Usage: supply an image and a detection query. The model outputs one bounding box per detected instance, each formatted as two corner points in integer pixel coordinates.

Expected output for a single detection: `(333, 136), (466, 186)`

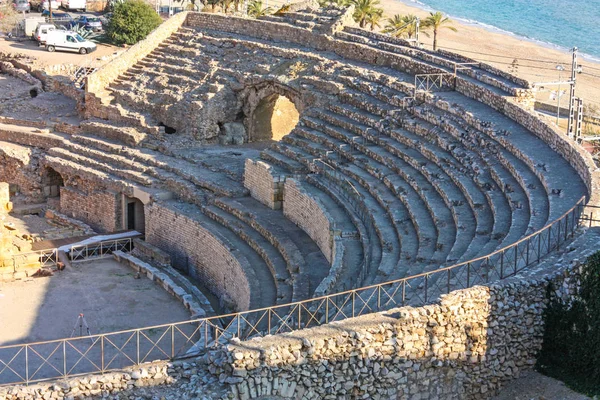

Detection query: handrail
(0, 196), (587, 385)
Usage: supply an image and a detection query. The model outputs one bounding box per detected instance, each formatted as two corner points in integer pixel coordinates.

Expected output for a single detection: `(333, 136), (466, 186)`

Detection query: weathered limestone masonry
(244, 159), (285, 210)
(209, 229), (600, 400)
(0, 142), (44, 203)
(59, 176), (122, 233)
(85, 11), (189, 97)
(145, 202), (251, 311)
(283, 178), (335, 263)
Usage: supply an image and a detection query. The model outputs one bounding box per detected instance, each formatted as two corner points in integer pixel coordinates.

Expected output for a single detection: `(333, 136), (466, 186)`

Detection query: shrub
(0, 2), (20, 35)
(536, 251), (600, 396)
(106, 0), (162, 45)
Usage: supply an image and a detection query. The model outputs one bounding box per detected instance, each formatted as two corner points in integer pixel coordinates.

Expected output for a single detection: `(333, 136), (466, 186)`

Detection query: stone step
(47, 147), (155, 187)
(202, 204), (293, 305)
(277, 135), (405, 280)
(79, 119), (146, 147)
(164, 200), (277, 310)
(213, 196), (331, 302)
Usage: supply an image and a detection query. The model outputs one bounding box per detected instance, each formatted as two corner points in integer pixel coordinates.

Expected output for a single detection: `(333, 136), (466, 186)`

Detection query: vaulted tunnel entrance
(250, 93), (299, 142)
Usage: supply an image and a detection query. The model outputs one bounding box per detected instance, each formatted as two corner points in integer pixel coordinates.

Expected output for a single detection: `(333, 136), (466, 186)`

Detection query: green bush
(537, 251), (600, 396)
(107, 0), (162, 45)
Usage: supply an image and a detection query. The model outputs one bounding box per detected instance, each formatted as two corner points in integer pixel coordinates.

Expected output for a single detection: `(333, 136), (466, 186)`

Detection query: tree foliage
(247, 0), (272, 17)
(422, 11), (456, 50)
(537, 251), (600, 396)
(0, 2), (20, 35)
(107, 0), (163, 45)
(383, 13), (422, 39)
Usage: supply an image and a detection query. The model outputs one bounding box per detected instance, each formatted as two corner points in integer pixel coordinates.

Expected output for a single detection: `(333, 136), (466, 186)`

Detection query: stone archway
(251, 93), (300, 142)
(244, 82), (304, 143)
(41, 167), (64, 199)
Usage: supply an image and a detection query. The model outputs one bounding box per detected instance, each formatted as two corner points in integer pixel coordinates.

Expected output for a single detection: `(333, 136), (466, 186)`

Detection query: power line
(421, 43), (564, 64)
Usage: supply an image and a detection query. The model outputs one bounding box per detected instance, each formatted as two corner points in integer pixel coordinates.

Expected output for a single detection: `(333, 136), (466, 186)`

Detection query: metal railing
(69, 238), (133, 262)
(4, 249), (58, 272)
(0, 196), (588, 386)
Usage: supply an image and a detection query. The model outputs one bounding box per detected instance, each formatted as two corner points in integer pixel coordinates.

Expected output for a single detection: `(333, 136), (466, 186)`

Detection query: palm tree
(383, 14), (420, 38)
(247, 0), (272, 17)
(422, 11), (457, 50)
(366, 9), (383, 31)
(351, 0), (382, 29)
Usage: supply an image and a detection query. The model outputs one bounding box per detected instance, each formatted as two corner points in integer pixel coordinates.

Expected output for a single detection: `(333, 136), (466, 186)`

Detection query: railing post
(514, 245), (518, 275)
(101, 336), (105, 373)
(447, 269), (451, 293)
(136, 330), (140, 365)
(402, 280), (406, 305)
(525, 238), (530, 267)
(25, 345), (29, 385)
(63, 340), (67, 378)
(298, 305), (302, 329)
(537, 233), (542, 263)
(466, 263), (470, 287)
(377, 286), (381, 310)
(171, 326), (175, 359)
(352, 291), (356, 318)
(424, 274), (428, 303)
(268, 308), (272, 332)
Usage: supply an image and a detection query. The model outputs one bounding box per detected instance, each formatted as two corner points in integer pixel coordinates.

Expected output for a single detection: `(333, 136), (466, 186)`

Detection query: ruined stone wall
(0, 144), (44, 203)
(85, 11), (189, 95)
(209, 229), (598, 400)
(184, 13), (444, 77)
(60, 176), (121, 233)
(283, 178), (333, 262)
(145, 202), (251, 311)
(243, 159), (284, 210)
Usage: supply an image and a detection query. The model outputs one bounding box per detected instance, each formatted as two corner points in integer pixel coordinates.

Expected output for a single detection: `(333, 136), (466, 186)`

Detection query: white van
(60, 0), (85, 11)
(45, 30), (96, 54)
(33, 23), (56, 44)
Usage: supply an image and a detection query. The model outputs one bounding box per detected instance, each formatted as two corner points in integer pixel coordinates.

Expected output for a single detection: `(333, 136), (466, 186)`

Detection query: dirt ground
(0, 73), (80, 125)
(0, 258), (191, 345)
(0, 36), (120, 68)
(492, 370), (591, 400)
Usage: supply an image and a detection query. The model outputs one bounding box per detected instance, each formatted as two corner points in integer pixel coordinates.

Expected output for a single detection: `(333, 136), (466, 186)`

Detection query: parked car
(60, 0), (84, 11)
(13, 0), (31, 13)
(70, 15), (101, 31)
(37, 0), (59, 12)
(99, 11), (111, 26)
(45, 30), (96, 54)
(32, 22), (55, 43)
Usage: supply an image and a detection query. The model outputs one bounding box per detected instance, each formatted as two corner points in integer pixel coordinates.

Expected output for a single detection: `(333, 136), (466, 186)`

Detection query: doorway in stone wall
(125, 197), (145, 235)
(41, 167), (64, 209)
(250, 93), (300, 142)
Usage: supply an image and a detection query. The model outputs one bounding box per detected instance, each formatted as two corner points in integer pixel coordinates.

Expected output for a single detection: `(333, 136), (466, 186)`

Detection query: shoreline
(395, 0), (600, 63)
(374, 0), (600, 107)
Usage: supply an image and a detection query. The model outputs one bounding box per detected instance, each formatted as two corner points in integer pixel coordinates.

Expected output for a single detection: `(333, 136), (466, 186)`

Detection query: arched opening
(251, 93), (299, 142)
(42, 167), (64, 199)
(125, 196), (145, 235)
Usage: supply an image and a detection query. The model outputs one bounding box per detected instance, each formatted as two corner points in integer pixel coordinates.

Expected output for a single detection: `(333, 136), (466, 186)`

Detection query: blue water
(405, 0), (600, 60)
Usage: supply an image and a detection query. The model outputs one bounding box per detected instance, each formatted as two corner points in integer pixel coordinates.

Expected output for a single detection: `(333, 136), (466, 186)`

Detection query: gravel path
(492, 371), (590, 400)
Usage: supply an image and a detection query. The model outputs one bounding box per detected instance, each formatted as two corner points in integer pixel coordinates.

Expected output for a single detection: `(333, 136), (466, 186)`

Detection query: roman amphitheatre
(0, 1), (598, 399)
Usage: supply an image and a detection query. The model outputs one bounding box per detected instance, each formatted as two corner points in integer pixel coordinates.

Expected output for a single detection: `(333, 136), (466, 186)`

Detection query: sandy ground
(375, 0), (600, 109)
(492, 370), (591, 400)
(0, 258), (191, 345)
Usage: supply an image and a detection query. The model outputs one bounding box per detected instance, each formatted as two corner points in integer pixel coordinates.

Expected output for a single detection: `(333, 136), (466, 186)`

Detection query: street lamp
(556, 65), (565, 126)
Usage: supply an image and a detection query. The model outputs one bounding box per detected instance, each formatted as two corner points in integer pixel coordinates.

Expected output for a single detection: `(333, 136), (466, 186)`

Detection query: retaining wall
(145, 202), (251, 312)
(208, 229), (599, 400)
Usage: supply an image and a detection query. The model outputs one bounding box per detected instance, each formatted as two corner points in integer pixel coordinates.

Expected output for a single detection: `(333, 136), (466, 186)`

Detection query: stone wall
(243, 159), (284, 210)
(208, 229), (599, 400)
(85, 11), (189, 95)
(0, 143), (44, 203)
(283, 178), (333, 262)
(59, 176), (121, 233)
(145, 202), (251, 311)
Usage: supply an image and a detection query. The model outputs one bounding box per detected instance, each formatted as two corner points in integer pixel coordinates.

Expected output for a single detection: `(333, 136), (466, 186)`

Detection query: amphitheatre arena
(0, 2), (599, 399)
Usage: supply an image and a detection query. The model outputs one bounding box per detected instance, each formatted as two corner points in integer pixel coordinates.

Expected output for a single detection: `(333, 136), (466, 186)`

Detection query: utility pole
(567, 47), (579, 138)
(555, 65), (565, 126)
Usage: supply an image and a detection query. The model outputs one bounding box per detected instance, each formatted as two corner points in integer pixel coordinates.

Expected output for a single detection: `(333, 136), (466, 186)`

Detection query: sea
(403, 0), (600, 61)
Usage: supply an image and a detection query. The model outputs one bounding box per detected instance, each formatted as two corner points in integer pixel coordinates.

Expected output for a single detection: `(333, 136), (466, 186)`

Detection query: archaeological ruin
(0, 1), (599, 399)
